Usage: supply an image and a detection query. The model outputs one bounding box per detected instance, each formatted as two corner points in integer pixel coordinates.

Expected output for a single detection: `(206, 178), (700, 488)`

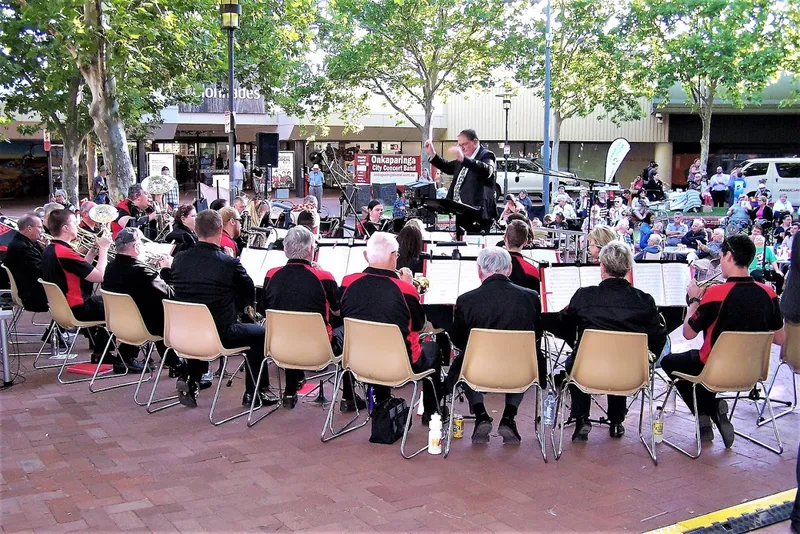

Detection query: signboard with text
(147, 153), (175, 180)
(272, 151), (295, 189)
(353, 154), (420, 185)
(178, 82), (266, 114)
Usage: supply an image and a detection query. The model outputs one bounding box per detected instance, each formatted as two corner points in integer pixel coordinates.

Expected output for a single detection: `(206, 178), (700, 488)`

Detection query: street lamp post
(220, 0), (241, 204)
(496, 91), (513, 198)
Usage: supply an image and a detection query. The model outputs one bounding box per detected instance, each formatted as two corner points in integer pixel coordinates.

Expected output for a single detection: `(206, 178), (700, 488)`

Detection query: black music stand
(422, 198), (480, 240)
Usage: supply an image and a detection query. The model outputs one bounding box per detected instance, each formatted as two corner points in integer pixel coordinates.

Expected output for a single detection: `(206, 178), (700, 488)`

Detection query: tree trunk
(699, 105), (713, 177)
(550, 110), (563, 173)
(61, 132), (83, 206)
(85, 136), (97, 198)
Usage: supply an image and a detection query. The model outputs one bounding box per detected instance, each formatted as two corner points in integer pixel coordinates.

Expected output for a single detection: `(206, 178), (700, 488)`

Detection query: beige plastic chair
(150, 300), (259, 424)
(92, 290), (163, 402)
(340, 317), (438, 459)
(661, 331), (781, 458)
(2, 265), (59, 362)
(756, 321), (800, 426)
(38, 279), (112, 384)
(643, 251), (663, 260)
(443, 329), (546, 461)
(552, 329), (656, 465)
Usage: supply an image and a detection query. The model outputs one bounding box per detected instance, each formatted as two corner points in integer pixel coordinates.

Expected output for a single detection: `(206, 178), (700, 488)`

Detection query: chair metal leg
(320, 366), (370, 443)
(730, 383), (784, 455)
(146, 350), (180, 414)
(638, 385), (658, 465)
(55, 327), (100, 384)
(134, 344), (169, 407)
(400, 381), (428, 459)
(756, 363), (798, 426)
(209, 355), (262, 426)
(661, 381), (702, 459)
(247, 358), (281, 427)
(89, 337), (152, 393)
(534, 385), (547, 463)
(443, 383), (459, 458)
(33, 321), (73, 369)
(551, 382), (569, 460)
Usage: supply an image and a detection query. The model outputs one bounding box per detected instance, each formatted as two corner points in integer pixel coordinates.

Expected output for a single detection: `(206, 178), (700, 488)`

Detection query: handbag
(369, 397), (409, 444)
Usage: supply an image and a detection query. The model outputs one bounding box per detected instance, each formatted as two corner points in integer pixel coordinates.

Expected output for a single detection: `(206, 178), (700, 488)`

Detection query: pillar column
(654, 142), (673, 187)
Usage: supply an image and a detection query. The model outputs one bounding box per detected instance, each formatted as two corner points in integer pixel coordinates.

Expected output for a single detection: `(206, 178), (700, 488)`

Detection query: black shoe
(176, 378), (198, 408)
(699, 414), (714, 442)
(609, 424), (625, 438)
(127, 360), (145, 373)
(112, 361), (128, 375)
(340, 394), (367, 413)
(498, 418), (521, 445)
(572, 418), (592, 442)
(712, 399), (735, 448)
(199, 380), (213, 391)
(91, 353), (103, 364)
(243, 389), (280, 407)
(471, 415), (493, 444)
(282, 394), (297, 409)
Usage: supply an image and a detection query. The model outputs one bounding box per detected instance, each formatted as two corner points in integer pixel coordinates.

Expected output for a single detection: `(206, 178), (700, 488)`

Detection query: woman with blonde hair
(587, 225), (617, 260)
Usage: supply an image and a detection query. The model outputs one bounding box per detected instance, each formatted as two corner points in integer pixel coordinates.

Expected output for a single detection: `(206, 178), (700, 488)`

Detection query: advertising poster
(147, 152), (175, 179)
(272, 151), (294, 189)
(353, 154), (420, 185)
(354, 154), (369, 184)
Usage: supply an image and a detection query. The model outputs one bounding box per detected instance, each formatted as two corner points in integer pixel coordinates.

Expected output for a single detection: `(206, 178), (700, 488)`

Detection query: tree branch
(369, 78), (423, 130)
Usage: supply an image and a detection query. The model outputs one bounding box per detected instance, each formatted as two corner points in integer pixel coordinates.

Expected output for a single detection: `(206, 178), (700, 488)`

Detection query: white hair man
(446, 247), (545, 444)
(681, 218), (707, 250)
(4, 213), (49, 312)
(340, 232), (443, 424)
(552, 241), (667, 441)
(634, 233), (663, 261)
(552, 194), (577, 220)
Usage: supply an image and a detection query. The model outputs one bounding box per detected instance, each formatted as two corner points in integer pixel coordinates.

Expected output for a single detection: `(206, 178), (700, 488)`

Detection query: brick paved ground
(1, 310), (797, 533)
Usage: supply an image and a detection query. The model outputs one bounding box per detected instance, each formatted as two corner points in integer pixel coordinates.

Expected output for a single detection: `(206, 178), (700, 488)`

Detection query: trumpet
(396, 268), (430, 295)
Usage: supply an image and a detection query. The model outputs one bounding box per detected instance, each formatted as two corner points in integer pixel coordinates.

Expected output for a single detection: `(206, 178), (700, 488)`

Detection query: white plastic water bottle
(428, 413), (442, 454)
(544, 389), (556, 425)
(653, 410), (664, 444)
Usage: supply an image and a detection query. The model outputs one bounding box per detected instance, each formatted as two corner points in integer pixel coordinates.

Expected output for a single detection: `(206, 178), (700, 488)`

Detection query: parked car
(495, 157), (579, 200)
(740, 158), (800, 205)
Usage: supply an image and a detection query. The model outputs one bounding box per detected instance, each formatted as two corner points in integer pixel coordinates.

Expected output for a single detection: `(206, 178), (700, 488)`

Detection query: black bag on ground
(369, 397), (409, 444)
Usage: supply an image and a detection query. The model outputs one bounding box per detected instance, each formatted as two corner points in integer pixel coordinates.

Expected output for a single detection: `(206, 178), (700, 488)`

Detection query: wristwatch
(687, 297), (702, 305)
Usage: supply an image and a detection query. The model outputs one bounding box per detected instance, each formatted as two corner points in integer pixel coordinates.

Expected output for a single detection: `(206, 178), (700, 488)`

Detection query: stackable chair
(91, 290), (158, 400)
(661, 331), (781, 458)
(552, 330), (657, 465)
(756, 321), (799, 426)
(38, 279), (119, 384)
(340, 317), (438, 459)
(152, 300), (261, 424)
(2, 265), (60, 362)
(443, 329), (546, 461)
(643, 251), (663, 260)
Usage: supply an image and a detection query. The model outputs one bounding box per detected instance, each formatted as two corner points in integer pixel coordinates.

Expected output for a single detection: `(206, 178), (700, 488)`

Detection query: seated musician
(661, 235), (784, 448)
(233, 196), (247, 216)
(340, 232), (443, 424)
(270, 211), (317, 251)
(505, 220), (540, 294)
(79, 202), (102, 235)
(356, 200), (385, 238)
(163, 204), (198, 256)
(42, 202), (64, 234)
(218, 206), (242, 257)
(170, 209), (274, 407)
(54, 190), (76, 213)
(5, 213), (49, 312)
(446, 247), (546, 444)
(111, 185), (158, 239)
(396, 223), (425, 273)
(258, 226), (363, 409)
(209, 198), (228, 211)
(554, 242), (667, 441)
(587, 225), (616, 261)
(42, 209), (143, 372)
(101, 228), (181, 373)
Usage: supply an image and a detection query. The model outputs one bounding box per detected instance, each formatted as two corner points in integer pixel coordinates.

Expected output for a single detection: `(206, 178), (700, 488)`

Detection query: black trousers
(445, 349), (547, 398)
(660, 349), (716, 416)
(185, 322), (265, 395)
(792, 442), (800, 531)
(566, 355), (627, 424)
(372, 341), (441, 415)
(711, 190), (727, 207)
(282, 332), (357, 402)
(71, 296), (109, 354)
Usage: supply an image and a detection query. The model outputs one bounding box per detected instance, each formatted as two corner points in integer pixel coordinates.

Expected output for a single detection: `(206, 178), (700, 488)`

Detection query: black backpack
(369, 397), (410, 444)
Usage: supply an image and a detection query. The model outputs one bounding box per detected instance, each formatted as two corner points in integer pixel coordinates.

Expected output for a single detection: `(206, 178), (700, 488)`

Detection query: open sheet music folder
(420, 258), (481, 305)
(315, 243), (368, 285)
(239, 247), (287, 288)
(540, 261), (691, 313)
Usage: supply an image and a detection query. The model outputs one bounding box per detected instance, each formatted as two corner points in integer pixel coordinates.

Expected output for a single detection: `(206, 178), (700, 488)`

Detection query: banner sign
(353, 154), (421, 185)
(605, 137), (631, 183)
(179, 82), (266, 114)
(272, 151), (295, 189)
(147, 153), (175, 180)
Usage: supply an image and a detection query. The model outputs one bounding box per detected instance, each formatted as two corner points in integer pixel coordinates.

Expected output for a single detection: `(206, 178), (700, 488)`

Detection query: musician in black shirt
(4, 214), (48, 312)
(163, 204), (198, 256)
(505, 220), (540, 294)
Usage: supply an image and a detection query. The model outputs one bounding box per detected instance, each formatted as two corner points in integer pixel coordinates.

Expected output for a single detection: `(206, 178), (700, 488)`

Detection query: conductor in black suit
(425, 129), (497, 233)
(445, 247), (546, 445)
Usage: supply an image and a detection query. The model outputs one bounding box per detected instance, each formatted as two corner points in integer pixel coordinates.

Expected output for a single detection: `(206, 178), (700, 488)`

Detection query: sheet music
(661, 263), (691, 307)
(458, 260), (481, 295)
(260, 251), (288, 284)
(428, 231), (455, 243)
(522, 249), (560, 264)
(346, 247), (369, 276)
(318, 238), (350, 246)
(142, 242), (174, 258)
(316, 246), (351, 285)
(579, 266), (602, 288)
(422, 260), (461, 305)
(633, 263), (666, 306)
(239, 248), (268, 285)
(542, 267), (580, 313)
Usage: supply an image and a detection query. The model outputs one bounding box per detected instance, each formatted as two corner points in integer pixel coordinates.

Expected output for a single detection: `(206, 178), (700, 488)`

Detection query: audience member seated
(665, 212), (688, 247)
(446, 247), (545, 444)
(634, 233), (663, 261)
(660, 234), (784, 448)
(688, 228), (725, 271)
(773, 214), (794, 247)
(504, 220), (540, 294)
(681, 219), (707, 250)
(638, 212), (655, 250)
(750, 235), (784, 294)
(615, 218), (634, 248)
(772, 193), (794, 221)
(170, 210), (274, 408)
(500, 194), (524, 223)
(751, 196), (773, 224)
(339, 232), (443, 425)
(552, 195), (577, 221)
(4, 213), (49, 312)
(608, 197), (628, 225)
(553, 242), (667, 441)
(582, 206), (603, 234)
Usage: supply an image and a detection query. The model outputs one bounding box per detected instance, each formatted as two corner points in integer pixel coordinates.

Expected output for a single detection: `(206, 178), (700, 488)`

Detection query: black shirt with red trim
(4, 232), (48, 312)
(509, 251), (540, 294)
(340, 267), (425, 363)
(259, 259), (340, 339)
(41, 240), (94, 308)
(688, 276), (783, 363)
(111, 199), (149, 238)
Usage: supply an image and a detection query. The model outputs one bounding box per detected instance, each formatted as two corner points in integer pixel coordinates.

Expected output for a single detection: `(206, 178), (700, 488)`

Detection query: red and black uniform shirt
(340, 267), (425, 363)
(41, 240), (94, 308)
(110, 199), (148, 238)
(260, 259), (339, 339)
(509, 251), (540, 294)
(688, 276), (784, 364)
(220, 231), (239, 257)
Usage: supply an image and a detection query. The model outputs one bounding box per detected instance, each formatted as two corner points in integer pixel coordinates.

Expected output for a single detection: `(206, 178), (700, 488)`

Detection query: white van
(495, 157), (579, 199)
(740, 158), (800, 205)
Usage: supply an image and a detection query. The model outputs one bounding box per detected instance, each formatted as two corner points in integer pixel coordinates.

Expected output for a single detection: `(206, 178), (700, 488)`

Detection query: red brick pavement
(1, 312), (797, 533)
